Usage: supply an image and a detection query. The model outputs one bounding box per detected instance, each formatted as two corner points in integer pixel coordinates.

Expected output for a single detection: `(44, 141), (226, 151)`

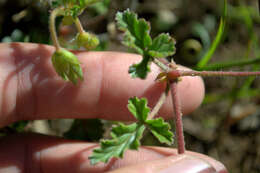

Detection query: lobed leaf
(148, 33), (176, 58)
(52, 0), (101, 17)
(89, 123), (145, 165)
(116, 9), (152, 55)
(128, 55), (150, 79)
(89, 97), (174, 165)
(145, 118), (174, 145)
(128, 97), (150, 122)
(116, 10), (177, 79)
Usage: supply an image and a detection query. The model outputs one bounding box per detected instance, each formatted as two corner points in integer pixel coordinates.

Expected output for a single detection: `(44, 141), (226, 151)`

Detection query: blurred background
(0, 0), (260, 172)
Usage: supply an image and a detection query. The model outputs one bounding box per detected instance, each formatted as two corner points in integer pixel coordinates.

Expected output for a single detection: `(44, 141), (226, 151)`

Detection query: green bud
(52, 48), (83, 84)
(76, 32), (99, 50)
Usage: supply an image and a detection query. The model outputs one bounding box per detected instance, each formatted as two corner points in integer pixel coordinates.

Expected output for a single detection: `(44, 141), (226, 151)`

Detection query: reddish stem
(168, 70), (260, 79)
(170, 82), (185, 154)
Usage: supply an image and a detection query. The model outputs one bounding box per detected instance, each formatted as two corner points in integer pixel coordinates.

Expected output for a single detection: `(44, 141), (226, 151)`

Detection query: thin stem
(49, 8), (62, 50)
(154, 58), (260, 78)
(75, 17), (85, 34)
(148, 83), (170, 120)
(176, 70), (260, 77)
(153, 58), (171, 72)
(170, 81), (185, 154)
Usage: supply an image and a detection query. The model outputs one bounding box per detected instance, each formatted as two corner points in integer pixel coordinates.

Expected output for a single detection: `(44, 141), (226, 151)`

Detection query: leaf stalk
(148, 83), (170, 120)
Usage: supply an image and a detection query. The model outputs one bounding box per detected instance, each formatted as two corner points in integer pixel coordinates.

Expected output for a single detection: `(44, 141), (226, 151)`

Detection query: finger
(0, 134), (226, 173)
(0, 43), (204, 127)
(109, 155), (218, 173)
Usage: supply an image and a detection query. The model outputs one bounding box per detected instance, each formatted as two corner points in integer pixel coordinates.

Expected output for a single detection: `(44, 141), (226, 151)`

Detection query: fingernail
(159, 156), (217, 173)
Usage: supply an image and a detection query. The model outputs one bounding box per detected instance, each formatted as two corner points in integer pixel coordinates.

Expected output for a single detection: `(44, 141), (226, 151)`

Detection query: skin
(0, 43), (227, 173)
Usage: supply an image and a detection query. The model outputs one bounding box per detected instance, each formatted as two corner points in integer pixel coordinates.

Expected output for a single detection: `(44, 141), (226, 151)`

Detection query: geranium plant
(48, 0), (260, 165)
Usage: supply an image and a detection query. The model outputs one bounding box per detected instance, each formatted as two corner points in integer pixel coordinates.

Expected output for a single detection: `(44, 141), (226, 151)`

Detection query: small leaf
(62, 16), (75, 25)
(148, 33), (176, 58)
(128, 55), (150, 79)
(52, 48), (83, 84)
(116, 9), (152, 55)
(145, 118), (173, 145)
(51, 0), (102, 17)
(128, 97), (150, 122)
(89, 123), (145, 165)
(81, 0), (102, 6)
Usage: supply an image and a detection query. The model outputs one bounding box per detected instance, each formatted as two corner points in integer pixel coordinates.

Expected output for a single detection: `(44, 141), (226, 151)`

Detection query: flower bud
(52, 48), (83, 84)
(76, 32), (99, 50)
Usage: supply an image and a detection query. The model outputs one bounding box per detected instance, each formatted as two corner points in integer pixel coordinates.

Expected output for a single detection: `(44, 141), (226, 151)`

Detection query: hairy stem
(170, 81), (185, 154)
(75, 17), (85, 34)
(168, 70), (260, 79)
(153, 58), (185, 154)
(49, 8), (62, 50)
(148, 83), (170, 120)
(153, 58), (260, 78)
(153, 58), (171, 72)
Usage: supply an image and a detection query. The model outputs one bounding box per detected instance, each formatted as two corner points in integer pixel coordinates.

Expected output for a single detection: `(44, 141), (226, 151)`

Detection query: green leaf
(197, 0), (227, 68)
(145, 118), (173, 145)
(52, 48), (83, 84)
(52, 0), (100, 8)
(128, 97), (150, 122)
(89, 123), (145, 165)
(82, 0), (102, 7)
(148, 33), (176, 58)
(62, 16), (75, 25)
(52, 0), (101, 17)
(116, 9), (152, 55)
(128, 55), (150, 79)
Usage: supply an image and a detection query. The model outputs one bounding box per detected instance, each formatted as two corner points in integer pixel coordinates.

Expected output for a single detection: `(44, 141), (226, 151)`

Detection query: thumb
(109, 155), (223, 173)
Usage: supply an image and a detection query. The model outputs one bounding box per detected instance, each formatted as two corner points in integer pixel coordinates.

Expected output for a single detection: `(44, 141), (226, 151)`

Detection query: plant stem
(148, 83), (170, 120)
(153, 58), (185, 154)
(49, 8), (62, 50)
(153, 58), (171, 72)
(75, 17), (85, 34)
(168, 70), (260, 79)
(170, 81), (185, 154)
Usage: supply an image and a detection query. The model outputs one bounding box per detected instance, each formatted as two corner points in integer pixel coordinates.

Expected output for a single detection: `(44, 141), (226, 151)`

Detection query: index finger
(0, 43), (204, 127)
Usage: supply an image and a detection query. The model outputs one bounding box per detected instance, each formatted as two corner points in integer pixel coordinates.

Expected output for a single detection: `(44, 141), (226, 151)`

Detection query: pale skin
(0, 43), (227, 173)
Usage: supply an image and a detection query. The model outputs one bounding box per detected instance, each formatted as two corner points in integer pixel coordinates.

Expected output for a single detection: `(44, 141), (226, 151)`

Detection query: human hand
(0, 43), (227, 173)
